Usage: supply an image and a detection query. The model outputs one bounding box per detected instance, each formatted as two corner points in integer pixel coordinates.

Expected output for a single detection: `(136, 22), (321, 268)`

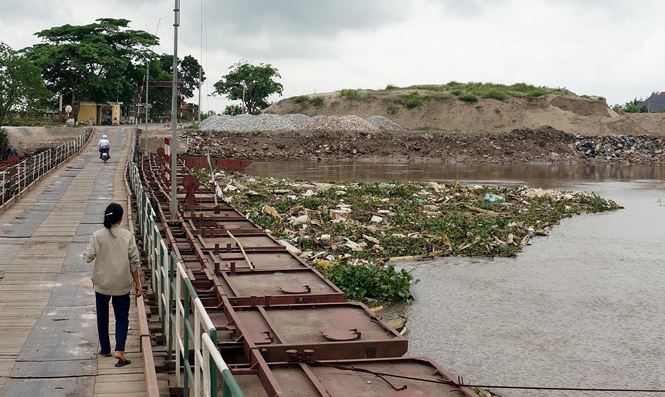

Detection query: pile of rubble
(200, 113), (402, 133)
(573, 134), (665, 162)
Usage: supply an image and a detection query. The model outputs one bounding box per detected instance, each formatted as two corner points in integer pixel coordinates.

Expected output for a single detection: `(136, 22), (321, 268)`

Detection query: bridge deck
(0, 127), (165, 397)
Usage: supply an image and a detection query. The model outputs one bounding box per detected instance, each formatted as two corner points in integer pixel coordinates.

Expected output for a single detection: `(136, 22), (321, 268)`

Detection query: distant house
(77, 102), (123, 125)
(640, 92), (665, 112)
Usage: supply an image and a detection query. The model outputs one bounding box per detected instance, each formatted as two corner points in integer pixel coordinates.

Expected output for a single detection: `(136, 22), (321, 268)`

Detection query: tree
(622, 98), (647, 113)
(146, 54), (205, 118)
(213, 62), (283, 114)
(0, 42), (51, 125)
(24, 18), (158, 118)
(179, 55), (206, 100)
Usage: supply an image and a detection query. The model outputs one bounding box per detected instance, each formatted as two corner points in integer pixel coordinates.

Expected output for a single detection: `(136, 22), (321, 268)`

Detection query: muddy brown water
(246, 160), (665, 187)
(246, 160), (665, 397)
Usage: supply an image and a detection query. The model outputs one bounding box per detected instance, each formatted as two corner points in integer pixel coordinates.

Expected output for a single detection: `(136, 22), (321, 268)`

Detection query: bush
(483, 89), (507, 101)
(399, 92), (423, 109)
(293, 95), (310, 104)
(340, 89), (360, 98)
(426, 93), (451, 102)
(320, 263), (415, 304)
(405, 84), (446, 91)
(459, 94), (478, 103)
(310, 96), (325, 107)
(385, 84), (399, 90)
(622, 98), (647, 113)
(200, 110), (216, 121)
(451, 90), (463, 96)
(223, 104), (244, 115)
(0, 128), (9, 161)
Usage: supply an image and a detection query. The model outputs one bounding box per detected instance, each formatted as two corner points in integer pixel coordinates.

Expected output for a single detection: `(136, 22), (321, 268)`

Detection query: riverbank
(2, 126), (85, 156)
(183, 126), (665, 165)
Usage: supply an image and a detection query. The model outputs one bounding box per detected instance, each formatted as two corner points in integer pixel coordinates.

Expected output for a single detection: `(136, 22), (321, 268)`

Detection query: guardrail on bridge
(127, 137), (244, 397)
(0, 125), (94, 210)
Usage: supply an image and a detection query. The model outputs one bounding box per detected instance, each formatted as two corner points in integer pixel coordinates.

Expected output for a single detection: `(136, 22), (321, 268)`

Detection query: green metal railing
(127, 144), (244, 397)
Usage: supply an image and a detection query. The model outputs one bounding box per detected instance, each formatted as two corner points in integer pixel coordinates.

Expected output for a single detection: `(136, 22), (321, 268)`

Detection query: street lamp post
(170, 0), (180, 220)
(144, 59), (150, 151)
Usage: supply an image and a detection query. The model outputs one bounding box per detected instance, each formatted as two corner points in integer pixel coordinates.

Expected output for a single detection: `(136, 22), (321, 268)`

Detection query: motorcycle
(100, 148), (110, 163)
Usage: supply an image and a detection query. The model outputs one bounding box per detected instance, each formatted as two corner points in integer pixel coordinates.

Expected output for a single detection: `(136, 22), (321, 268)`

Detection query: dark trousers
(95, 292), (130, 354)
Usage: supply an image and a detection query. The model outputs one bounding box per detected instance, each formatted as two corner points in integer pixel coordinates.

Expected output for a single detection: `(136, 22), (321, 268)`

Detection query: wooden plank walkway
(0, 127), (167, 397)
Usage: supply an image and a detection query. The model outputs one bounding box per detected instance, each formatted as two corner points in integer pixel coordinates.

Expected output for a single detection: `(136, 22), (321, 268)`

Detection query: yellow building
(77, 102), (98, 125)
(76, 102), (123, 125)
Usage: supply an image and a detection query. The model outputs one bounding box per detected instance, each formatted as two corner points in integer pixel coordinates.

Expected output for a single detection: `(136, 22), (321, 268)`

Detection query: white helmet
(102, 135), (107, 139)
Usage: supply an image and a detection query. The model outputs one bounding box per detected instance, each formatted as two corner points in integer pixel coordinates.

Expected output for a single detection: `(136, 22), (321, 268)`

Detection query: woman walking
(83, 203), (142, 367)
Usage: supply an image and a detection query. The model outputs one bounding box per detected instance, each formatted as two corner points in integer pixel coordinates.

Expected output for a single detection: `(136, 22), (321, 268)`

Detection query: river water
(247, 161), (665, 397)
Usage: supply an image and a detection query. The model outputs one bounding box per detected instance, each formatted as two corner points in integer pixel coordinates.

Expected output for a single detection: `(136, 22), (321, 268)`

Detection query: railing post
(175, 258), (182, 387)
(194, 299), (201, 397)
(183, 277), (191, 396)
(167, 253), (174, 361)
(209, 328), (218, 396)
(1, 171), (5, 205)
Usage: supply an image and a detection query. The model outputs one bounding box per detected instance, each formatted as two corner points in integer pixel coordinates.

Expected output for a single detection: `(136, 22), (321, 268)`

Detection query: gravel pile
(282, 114), (312, 129)
(200, 114), (297, 133)
(305, 115), (378, 132)
(200, 114), (398, 133)
(366, 116), (401, 131)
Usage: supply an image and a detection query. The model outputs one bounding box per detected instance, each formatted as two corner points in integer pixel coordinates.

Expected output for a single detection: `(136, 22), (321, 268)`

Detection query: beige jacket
(83, 226), (140, 296)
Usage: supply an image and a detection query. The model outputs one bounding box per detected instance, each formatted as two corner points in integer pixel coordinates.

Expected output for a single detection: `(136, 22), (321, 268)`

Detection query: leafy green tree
(223, 104), (243, 115)
(24, 18), (158, 118)
(144, 54), (205, 119)
(0, 42), (51, 125)
(213, 61), (283, 114)
(179, 55), (206, 99)
(622, 98), (647, 113)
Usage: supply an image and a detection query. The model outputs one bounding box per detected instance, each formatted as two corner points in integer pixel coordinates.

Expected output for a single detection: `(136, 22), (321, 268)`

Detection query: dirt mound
(266, 89), (665, 136)
(3, 127), (84, 155)
(548, 95), (611, 117)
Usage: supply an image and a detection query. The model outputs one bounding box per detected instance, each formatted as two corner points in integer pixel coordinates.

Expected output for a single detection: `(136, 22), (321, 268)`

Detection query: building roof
(641, 93), (665, 112)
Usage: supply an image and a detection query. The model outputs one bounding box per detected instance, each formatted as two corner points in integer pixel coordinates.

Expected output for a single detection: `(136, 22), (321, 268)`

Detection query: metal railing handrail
(0, 126), (94, 209)
(127, 140), (243, 397)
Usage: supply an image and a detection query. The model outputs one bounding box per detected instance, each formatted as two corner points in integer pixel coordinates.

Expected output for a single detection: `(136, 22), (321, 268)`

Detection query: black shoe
(99, 351), (112, 357)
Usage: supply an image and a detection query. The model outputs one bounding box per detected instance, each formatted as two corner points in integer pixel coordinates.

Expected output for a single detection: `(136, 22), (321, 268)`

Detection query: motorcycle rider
(98, 135), (111, 159)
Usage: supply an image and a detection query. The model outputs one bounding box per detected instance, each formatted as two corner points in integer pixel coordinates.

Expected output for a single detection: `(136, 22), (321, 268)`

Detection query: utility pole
(198, 0), (203, 125)
(144, 18), (161, 152)
(198, 66), (202, 124)
(144, 59), (149, 151)
(241, 80), (248, 113)
(170, 0), (180, 220)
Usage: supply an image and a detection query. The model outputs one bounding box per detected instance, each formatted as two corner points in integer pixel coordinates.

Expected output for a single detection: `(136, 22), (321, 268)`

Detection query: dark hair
(103, 203), (124, 230)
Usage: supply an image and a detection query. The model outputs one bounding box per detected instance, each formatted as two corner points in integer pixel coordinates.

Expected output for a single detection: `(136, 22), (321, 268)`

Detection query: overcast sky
(0, 0), (663, 112)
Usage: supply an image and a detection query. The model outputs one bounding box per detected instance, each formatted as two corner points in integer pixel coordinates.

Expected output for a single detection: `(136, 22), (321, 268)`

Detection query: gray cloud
(175, 0), (416, 58)
(431, 0), (503, 17)
(201, 0), (410, 35)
